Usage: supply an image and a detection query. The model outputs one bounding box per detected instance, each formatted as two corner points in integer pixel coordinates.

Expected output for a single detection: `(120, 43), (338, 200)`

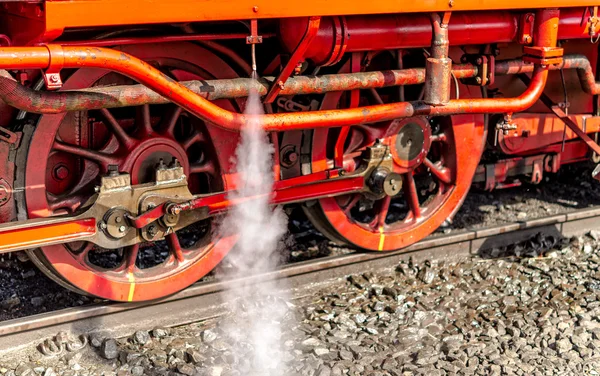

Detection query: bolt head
(118, 225), (126, 233)
(53, 165), (69, 180)
(168, 204), (182, 215)
(252, 5), (259, 12)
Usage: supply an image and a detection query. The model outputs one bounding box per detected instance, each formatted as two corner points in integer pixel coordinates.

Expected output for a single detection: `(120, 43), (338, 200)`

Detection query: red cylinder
(279, 8), (589, 66)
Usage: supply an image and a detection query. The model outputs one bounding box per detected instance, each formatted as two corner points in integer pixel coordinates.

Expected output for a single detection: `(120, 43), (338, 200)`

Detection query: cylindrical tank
(279, 8), (591, 66)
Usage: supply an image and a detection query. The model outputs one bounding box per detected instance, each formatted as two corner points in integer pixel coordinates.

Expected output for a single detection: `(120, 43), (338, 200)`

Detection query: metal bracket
(518, 13), (535, 45)
(246, 19), (263, 45)
(588, 6), (600, 43)
(523, 46), (564, 66)
(263, 16), (321, 103)
(43, 44), (64, 90)
(460, 54), (495, 86)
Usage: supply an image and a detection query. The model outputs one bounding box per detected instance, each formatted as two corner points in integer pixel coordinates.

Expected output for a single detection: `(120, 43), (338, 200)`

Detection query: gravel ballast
(3, 232), (600, 375)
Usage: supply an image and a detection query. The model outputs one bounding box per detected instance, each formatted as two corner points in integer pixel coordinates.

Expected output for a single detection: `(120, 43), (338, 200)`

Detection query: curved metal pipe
(422, 67), (548, 116)
(4, 55), (599, 116)
(0, 9), (557, 132)
(0, 66), (440, 113)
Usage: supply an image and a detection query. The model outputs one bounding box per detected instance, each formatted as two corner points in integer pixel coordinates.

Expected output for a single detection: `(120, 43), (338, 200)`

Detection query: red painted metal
(263, 16), (321, 103)
(334, 55), (361, 168)
(279, 8), (589, 66)
(311, 80), (487, 250)
(175, 171), (365, 216)
(0, 1), (596, 302)
(552, 106), (600, 156)
(473, 154), (561, 190)
(499, 114), (600, 155)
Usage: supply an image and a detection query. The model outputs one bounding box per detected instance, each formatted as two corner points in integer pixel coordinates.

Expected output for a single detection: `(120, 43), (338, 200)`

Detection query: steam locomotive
(0, 1), (597, 301)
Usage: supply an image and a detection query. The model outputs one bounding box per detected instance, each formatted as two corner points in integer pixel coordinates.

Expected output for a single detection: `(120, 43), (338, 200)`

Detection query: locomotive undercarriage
(0, 6), (598, 300)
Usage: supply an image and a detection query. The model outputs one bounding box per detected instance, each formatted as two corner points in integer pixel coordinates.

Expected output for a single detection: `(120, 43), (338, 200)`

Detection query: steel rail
(1, 205), (599, 356)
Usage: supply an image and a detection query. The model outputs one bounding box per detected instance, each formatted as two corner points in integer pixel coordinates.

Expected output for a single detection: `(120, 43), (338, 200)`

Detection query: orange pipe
(0, 45), (548, 130)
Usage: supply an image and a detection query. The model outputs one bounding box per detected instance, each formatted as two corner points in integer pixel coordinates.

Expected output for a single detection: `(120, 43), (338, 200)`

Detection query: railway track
(1, 206), (600, 357)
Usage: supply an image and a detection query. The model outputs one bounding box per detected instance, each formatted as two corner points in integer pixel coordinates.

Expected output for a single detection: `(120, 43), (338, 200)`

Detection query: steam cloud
(218, 86), (290, 374)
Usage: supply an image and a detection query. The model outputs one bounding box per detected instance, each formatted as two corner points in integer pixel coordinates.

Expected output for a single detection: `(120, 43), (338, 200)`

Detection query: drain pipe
(424, 12), (452, 105)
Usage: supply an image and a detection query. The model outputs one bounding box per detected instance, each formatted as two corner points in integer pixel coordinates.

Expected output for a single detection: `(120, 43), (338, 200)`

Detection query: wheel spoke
(368, 88), (384, 105)
(423, 158), (452, 185)
(342, 194), (361, 216)
(160, 106), (183, 136)
(166, 232), (185, 263)
(376, 195), (391, 228)
(72, 242), (95, 264)
(53, 141), (118, 168)
(182, 132), (205, 151)
(125, 244), (140, 274)
(190, 161), (215, 175)
(403, 172), (421, 219)
(47, 193), (88, 213)
(99, 108), (136, 149)
(138, 104), (154, 137)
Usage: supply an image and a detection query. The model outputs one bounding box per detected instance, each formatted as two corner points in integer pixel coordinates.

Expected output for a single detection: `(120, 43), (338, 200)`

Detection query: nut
(167, 204), (182, 216)
(53, 165), (69, 181)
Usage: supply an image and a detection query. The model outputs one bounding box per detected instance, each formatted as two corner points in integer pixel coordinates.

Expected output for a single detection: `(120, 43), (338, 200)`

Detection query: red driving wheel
(305, 50), (485, 251)
(22, 43), (241, 301)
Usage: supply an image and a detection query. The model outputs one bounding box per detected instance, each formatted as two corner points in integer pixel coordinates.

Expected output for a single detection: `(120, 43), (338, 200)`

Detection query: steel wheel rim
(307, 55), (485, 251)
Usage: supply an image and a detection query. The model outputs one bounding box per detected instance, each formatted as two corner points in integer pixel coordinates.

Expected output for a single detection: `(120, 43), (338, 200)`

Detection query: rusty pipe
(494, 55), (600, 95)
(0, 46), (417, 129)
(0, 66), (444, 114)
(0, 59), (556, 115)
(421, 67), (548, 116)
(0, 45), (547, 131)
(6, 57), (590, 115)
